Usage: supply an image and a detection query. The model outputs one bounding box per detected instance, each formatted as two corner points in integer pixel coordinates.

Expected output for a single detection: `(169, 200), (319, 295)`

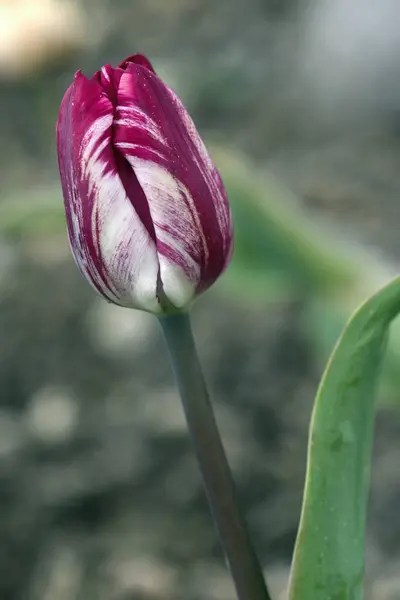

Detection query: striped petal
(113, 61), (233, 305)
(56, 71), (161, 312)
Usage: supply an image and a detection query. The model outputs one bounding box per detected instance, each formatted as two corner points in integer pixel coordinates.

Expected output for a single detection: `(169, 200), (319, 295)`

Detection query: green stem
(159, 312), (271, 600)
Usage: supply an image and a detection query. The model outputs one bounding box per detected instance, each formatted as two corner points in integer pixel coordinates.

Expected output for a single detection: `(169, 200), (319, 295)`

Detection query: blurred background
(1, 0), (400, 598)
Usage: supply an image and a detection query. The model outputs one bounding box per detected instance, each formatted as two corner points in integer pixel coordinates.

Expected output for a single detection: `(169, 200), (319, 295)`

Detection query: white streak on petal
(116, 106), (167, 146)
(116, 141), (166, 162)
(130, 158), (208, 261)
(167, 88), (232, 253)
(155, 226), (200, 280)
(101, 66), (111, 82)
(126, 157), (207, 291)
(169, 90), (215, 173)
(82, 114), (112, 164)
(94, 172), (160, 312)
(72, 114), (160, 311)
(81, 114), (112, 196)
(158, 255), (196, 308)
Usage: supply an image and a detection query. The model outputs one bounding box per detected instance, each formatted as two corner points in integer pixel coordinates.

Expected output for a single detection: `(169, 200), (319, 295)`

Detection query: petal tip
(118, 53), (156, 74)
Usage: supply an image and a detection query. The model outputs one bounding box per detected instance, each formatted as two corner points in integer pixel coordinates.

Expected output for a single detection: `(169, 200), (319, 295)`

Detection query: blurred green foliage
(4, 145), (400, 407)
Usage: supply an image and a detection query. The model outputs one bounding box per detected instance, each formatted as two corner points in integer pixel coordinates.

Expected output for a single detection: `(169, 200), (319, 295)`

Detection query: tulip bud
(56, 53), (233, 314)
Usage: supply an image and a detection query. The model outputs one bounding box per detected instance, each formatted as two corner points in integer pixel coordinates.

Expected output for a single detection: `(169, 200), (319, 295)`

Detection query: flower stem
(159, 312), (272, 600)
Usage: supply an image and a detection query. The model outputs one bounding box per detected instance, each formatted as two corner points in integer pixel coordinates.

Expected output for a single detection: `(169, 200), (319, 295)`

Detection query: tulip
(56, 53), (233, 313)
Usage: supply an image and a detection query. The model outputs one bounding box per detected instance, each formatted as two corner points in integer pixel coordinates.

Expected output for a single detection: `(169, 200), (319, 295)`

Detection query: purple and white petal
(57, 71), (161, 312)
(114, 63), (233, 297)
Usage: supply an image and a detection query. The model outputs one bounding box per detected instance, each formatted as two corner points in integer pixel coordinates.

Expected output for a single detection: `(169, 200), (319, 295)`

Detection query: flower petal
(56, 72), (160, 311)
(113, 64), (233, 298)
(125, 158), (203, 307)
(118, 54), (156, 73)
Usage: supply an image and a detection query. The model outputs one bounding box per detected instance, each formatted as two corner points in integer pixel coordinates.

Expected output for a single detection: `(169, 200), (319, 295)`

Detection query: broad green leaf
(288, 276), (400, 600)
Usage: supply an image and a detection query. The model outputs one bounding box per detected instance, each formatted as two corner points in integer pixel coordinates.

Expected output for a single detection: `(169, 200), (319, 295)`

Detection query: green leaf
(288, 276), (400, 600)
